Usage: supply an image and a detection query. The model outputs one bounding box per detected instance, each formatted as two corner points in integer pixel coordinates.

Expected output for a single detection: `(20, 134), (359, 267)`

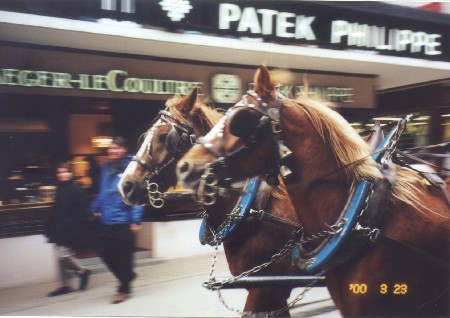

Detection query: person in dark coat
(45, 162), (91, 296)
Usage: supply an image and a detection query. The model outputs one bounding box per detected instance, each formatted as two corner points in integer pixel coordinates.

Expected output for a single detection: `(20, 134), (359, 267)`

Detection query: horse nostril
(178, 161), (190, 174)
(123, 181), (134, 196)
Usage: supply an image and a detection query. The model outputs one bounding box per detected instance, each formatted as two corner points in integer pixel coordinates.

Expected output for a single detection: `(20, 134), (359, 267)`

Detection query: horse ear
(254, 65), (275, 100)
(176, 87), (198, 115)
(229, 108), (260, 141)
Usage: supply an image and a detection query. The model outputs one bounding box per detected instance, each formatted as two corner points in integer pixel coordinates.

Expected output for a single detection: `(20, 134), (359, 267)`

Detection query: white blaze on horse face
(117, 119), (161, 197)
(199, 111), (233, 155)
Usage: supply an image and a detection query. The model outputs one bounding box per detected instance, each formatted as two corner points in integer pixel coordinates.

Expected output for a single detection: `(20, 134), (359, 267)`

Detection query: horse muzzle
(176, 160), (205, 193)
(119, 178), (148, 206)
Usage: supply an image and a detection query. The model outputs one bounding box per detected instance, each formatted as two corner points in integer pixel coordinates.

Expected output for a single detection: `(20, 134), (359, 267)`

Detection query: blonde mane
(294, 95), (382, 182)
(292, 95), (447, 218)
(165, 94), (223, 129)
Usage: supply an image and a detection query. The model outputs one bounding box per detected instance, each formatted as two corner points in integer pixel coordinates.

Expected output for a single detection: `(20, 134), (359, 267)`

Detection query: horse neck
(281, 103), (351, 235)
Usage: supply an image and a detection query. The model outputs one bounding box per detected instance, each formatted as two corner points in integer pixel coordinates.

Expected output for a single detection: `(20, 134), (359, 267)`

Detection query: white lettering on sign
(248, 82), (354, 103)
(219, 3), (316, 40)
(331, 20), (442, 55)
(0, 68), (204, 95)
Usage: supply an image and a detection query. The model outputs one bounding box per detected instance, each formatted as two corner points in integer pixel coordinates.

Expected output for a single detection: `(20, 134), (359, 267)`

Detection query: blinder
(199, 91), (293, 183)
(194, 91), (294, 204)
(165, 125), (194, 155)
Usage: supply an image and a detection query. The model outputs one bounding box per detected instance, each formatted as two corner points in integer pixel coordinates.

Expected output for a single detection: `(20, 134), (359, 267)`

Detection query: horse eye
(158, 133), (168, 143)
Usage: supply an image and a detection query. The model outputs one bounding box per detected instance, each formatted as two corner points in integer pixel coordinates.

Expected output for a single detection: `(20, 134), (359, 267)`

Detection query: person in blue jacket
(90, 136), (144, 304)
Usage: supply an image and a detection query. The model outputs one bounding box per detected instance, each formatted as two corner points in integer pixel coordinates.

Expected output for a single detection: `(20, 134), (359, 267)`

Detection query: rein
(132, 109), (196, 208)
(355, 223), (450, 270)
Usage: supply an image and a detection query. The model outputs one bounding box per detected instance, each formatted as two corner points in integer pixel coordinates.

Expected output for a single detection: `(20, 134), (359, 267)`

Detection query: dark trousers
(98, 224), (135, 294)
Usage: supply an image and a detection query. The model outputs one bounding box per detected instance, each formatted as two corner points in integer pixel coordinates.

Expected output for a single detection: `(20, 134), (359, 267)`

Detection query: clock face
(211, 74), (242, 104)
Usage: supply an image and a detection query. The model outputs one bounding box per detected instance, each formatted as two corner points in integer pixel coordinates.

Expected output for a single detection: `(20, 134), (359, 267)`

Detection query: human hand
(130, 223), (141, 232)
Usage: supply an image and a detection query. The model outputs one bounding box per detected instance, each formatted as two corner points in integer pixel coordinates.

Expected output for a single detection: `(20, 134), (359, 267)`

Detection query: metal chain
(202, 204), (247, 246)
(205, 218), (347, 316)
(215, 270), (324, 317)
(206, 218), (346, 290)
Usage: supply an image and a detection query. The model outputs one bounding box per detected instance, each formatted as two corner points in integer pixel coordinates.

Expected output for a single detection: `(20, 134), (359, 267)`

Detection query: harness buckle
(271, 120), (282, 134)
(354, 222), (380, 242)
(249, 209), (264, 220)
(189, 134), (197, 145)
(369, 228), (380, 242)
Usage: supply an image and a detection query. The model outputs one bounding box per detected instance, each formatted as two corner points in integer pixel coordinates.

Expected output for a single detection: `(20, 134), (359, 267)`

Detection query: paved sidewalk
(0, 251), (339, 317)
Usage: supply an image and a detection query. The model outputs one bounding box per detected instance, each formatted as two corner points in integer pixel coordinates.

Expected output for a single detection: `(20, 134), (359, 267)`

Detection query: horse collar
(199, 177), (262, 245)
(291, 125), (403, 273)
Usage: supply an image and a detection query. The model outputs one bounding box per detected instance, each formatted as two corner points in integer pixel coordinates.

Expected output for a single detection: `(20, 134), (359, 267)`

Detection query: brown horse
(177, 65), (450, 317)
(118, 89), (301, 316)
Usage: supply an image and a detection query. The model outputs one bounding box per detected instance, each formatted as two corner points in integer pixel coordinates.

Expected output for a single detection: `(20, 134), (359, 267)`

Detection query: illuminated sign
(331, 20), (441, 56)
(159, 0), (193, 22)
(0, 1), (447, 61)
(219, 3), (316, 40)
(248, 83), (354, 103)
(211, 74), (242, 103)
(0, 69), (204, 95)
(219, 4), (442, 57)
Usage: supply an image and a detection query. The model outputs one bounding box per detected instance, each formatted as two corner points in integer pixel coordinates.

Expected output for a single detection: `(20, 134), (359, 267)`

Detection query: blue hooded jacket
(90, 155), (144, 225)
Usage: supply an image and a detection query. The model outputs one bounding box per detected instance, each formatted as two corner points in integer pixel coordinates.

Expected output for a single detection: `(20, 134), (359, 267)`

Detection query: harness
(132, 109), (196, 208)
(196, 91), (288, 205)
(197, 91), (449, 275)
(199, 177), (303, 245)
(199, 177), (262, 245)
(292, 125), (399, 273)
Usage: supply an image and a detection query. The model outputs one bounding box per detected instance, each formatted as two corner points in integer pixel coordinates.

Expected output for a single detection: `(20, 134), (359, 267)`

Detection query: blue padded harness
(199, 177), (261, 245)
(291, 128), (396, 273)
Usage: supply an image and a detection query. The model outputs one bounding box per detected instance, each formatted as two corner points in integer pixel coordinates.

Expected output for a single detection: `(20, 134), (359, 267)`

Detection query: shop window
(350, 112), (431, 149)
(442, 112), (450, 142)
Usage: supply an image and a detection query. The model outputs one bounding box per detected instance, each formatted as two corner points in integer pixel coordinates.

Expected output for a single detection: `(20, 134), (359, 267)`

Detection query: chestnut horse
(118, 89), (302, 316)
(177, 66), (450, 317)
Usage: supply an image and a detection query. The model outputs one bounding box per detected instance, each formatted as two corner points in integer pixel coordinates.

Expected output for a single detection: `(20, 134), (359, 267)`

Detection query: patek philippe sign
(0, 1), (448, 61)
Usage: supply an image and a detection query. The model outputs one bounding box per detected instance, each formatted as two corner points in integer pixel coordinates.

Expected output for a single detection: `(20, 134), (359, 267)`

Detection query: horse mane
(165, 94), (223, 129)
(291, 94), (448, 219)
(293, 94), (382, 182)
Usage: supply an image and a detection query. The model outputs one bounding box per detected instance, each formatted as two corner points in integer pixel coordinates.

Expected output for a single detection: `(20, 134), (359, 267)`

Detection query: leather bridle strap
(132, 109), (196, 173)
(197, 91), (284, 184)
(356, 224), (449, 270)
(248, 209), (303, 232)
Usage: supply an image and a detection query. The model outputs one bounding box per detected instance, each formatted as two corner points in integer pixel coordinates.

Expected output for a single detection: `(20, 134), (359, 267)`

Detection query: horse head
(178, 64), (381, 212)
(118, 88), (203, 206)
(177, 66), (450, 318)
(177, 65), (287, 197)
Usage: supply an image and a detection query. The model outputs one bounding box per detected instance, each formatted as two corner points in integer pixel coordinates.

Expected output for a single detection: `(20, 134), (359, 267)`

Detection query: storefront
(0, 0), (449, 287)
(0, 42), (377, 222)
(0, 42), (378, 287)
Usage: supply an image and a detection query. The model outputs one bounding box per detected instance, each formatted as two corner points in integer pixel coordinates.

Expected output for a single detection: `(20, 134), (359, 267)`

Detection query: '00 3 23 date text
(349, 283), (408, 295)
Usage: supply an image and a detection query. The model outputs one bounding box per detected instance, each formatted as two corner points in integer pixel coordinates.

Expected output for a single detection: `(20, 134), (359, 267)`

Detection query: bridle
(132, 109), (196, 208)
(196, 90), (292, 205)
